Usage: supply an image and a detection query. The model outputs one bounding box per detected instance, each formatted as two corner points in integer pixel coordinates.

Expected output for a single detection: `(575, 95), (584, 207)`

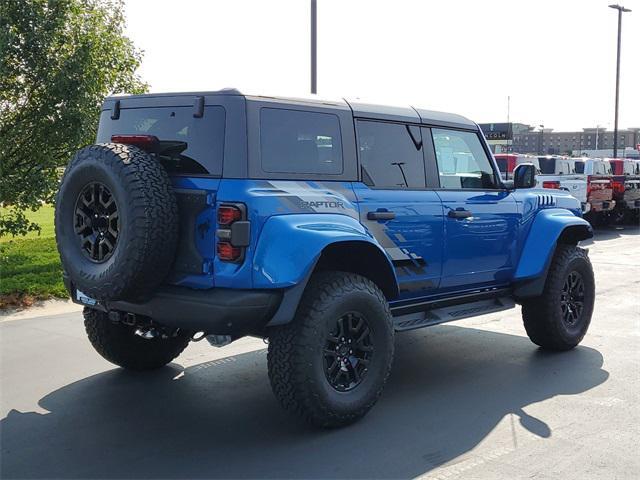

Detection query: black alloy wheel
(74, 182), (119, 262)
(560, 271), (585, 327)
(324, 312), (373, 392)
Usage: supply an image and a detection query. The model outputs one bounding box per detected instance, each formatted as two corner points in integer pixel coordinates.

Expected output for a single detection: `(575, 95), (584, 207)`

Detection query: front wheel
(522, 245), (595, 351)
(267, 271), (394, 428)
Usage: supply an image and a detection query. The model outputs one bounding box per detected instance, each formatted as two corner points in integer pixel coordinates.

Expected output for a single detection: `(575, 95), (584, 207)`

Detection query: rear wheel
(522, 245), (595, 351)
(84, 308), (191, 370)
(267, 271), (394, 427)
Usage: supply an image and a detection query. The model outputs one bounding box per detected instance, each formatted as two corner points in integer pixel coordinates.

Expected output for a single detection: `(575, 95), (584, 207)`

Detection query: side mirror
(513, 163), (536, 189)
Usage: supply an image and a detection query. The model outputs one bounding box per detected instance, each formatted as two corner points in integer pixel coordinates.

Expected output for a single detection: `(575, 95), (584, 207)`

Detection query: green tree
(0, 0), (147, 236)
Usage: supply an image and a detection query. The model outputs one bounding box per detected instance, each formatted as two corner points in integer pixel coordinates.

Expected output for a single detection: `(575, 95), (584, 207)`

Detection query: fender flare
(252, 214), (398, 325)
(513, 209), (593, 297)
(253, 213), (395, 288)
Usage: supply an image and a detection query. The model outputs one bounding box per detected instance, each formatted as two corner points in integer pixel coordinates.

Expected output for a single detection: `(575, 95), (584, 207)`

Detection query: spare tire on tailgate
(55, 143), (178, 301)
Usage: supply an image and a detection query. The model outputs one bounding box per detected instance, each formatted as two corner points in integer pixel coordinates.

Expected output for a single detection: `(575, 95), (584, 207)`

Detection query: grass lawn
(0, 205), (67, 308)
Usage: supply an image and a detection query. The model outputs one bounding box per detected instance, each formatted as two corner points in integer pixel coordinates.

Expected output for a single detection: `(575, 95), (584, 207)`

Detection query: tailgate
(559, 176), (587, 202)
(588, 178), (613, 202)
(96, 100), (226, 289)
(623, 178), (640, 203)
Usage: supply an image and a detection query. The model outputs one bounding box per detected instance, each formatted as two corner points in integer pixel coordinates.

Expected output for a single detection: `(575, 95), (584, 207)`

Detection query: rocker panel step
(393, 296), (515, 332)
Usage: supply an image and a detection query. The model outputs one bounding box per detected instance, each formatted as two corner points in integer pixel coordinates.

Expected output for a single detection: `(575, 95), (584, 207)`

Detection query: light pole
(310, 0), (317, 94)
(609, 4), (631, 158)
(539, 124), (545, 155)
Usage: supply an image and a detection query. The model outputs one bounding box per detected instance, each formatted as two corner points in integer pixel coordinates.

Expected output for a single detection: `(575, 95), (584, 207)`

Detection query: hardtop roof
(103, 88), (477, 130)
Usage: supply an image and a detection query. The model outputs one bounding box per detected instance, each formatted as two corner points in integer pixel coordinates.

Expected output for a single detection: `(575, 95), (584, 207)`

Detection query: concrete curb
(0, 299), (82, 322)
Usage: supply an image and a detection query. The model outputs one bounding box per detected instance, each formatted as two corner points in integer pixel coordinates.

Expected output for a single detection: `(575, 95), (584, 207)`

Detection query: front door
(428, 127), (519, 290)
(353, 120), (444, 300)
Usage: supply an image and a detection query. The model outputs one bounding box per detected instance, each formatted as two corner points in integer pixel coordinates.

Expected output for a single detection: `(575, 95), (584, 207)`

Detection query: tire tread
(83, 308), (190, 370)
(267, 271), (394, 427)
(522, 245), (594, 351)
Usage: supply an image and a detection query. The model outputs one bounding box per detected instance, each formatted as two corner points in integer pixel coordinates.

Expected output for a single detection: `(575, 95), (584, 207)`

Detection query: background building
(480, 123), (640, 157)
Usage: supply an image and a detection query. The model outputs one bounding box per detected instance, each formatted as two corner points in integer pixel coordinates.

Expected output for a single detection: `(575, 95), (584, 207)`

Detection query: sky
(124, 0), (639, 132)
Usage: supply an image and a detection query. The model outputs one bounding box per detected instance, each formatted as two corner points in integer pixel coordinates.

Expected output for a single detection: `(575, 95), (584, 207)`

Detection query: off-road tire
(55, 143), (178, 301)
(267, 271), (394, 428)
(623, 208), (640, 225)
(522, 245), (595, 351)
(83, 308), (190, 370)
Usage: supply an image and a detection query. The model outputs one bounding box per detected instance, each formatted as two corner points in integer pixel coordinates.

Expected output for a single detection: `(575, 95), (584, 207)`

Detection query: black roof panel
(103, 89), (477, 129)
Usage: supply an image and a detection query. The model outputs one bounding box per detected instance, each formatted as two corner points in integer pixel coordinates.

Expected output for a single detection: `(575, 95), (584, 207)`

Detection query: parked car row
(494, 153), (640, 225)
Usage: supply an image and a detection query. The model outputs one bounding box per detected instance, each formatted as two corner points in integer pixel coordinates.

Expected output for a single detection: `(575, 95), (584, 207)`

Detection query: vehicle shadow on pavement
(0, 325), (608, 479)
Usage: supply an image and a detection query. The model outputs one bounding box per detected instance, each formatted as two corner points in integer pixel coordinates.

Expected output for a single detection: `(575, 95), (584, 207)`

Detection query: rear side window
(595, 162), (612, 175)
(623, 162), (637, 175)
(356, 120), (425, 188)
(538, 157), (556, 174)
(574, 161), (585, 173)
(432, 129), (497, 189)
(97, 106), (225, 176)
(260, 108), (343, 175)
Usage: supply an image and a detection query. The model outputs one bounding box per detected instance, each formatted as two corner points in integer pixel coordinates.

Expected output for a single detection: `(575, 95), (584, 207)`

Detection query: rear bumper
(621, 198), (640, 210)
(588, 199), (615, 212)
(66, 277), (282, 335)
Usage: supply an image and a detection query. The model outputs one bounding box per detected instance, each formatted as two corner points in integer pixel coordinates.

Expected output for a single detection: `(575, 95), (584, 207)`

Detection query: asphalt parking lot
(1, 226), (638, 480)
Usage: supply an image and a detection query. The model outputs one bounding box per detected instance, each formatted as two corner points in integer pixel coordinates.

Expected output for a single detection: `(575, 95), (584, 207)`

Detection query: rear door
(353, 119), (444, 300)
(429, 128), (519, 290)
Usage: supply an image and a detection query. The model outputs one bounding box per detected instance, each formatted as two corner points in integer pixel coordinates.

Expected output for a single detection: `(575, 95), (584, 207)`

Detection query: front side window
(356, 120), (425, 188)
(432, 129), (497, 189)
(260, 108), (343, 175)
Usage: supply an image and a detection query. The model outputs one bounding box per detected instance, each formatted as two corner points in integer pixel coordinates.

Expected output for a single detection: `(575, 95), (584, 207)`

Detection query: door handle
(447, 209), (473, 219)
(367, 210), (396, 220)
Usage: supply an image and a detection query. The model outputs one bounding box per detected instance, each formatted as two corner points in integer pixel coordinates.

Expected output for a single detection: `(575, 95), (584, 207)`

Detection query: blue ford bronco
(55, 89), (595, 427)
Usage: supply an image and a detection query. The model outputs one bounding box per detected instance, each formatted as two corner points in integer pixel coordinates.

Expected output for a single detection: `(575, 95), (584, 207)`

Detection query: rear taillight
(217, 205), (243, 225)
(612, 180), (625, 194)
(542, 180), (560, 189)
(111, 134), (159, 150)
(216, 203), (250, 263)
(217, 242), (242, 262)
